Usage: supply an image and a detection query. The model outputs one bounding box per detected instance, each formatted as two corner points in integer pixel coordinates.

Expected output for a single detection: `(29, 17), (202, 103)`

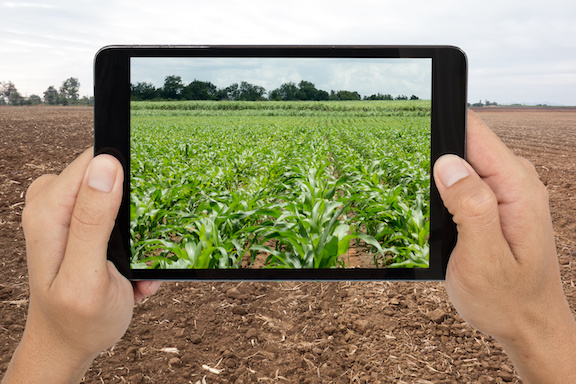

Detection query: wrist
(497, 297), (576, 383)
(2, 324), (96, 384)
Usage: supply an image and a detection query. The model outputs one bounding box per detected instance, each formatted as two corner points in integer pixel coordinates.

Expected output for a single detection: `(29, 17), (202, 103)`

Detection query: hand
(434, 111), (576, 383)
(3, 149), (160, 383)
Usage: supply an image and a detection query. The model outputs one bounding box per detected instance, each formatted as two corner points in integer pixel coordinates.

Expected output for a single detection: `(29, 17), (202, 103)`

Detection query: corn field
(130, 100), (430, 269)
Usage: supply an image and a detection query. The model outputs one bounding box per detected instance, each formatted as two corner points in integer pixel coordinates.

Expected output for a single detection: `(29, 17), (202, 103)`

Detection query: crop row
(130, 100), (430, 269)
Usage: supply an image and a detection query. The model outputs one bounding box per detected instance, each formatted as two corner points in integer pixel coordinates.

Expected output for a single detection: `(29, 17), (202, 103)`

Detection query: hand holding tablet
(94, 45), (467, 280)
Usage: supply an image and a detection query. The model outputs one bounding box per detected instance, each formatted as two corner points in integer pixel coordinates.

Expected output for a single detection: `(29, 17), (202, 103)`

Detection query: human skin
(434, 110), (576, 383)
(2, 150), (160, 384)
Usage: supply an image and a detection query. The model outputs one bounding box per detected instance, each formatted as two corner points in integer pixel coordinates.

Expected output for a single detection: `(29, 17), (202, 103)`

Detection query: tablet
(94, 45), (467, 280)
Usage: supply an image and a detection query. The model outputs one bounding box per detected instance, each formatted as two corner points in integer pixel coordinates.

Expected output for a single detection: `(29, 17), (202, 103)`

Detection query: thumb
(433, 154), (511, 267)
(60, 154), (124, 277)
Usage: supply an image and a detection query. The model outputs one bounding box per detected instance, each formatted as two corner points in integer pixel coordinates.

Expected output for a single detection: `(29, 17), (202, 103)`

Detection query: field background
(1, 106), (576, 383)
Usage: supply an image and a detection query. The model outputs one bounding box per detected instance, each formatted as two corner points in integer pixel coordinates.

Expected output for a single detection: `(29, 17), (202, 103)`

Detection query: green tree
(269, 82), (299, 101)
(43, 86), (59, 105)
(225, 83), (240, 100)
(315, 89), (329, 101)
(0, 82), (8, 105)
(59, 77), (80, 105)
(214, 87), (230, 100)
(181, 80), (218, 100)
(1, 81), (22, 105)
(237, 81), (266, 101)
(268, 89), (282, 101)
(330, 90), (361, 101)
(365, 93), (393, 100)
(296, 80), (317, 100)
(79, 96), (94, 105)
(162, 75), (184, 99)
(131, 82), (158, 100)
(294, 80), (330, 101)
(28, 95), (42, 105)
(9, 89), (23, 105)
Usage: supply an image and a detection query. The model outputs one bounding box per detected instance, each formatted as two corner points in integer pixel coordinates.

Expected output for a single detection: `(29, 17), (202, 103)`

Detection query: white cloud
(2, 0), (576, 104)
(2, 2), (55, 8)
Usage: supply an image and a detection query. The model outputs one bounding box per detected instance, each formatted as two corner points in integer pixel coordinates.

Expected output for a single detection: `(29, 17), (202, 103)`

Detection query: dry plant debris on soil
(1, 106), (576, 383)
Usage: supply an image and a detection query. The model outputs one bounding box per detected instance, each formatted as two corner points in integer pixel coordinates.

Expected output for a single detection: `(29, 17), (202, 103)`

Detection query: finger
(133, 281), (162, 302)
(58, 154), (124, 280)
(466, 110), (515, 173)
(107, 261), (139, 305)
(24, 148), (94, 220)
(465, 111), (552, 258)
(465, 110), (525, 201)
(434, 154), (514, 269)
(24, 148), (93, 216)
(25, 174), (57, 204)
(22, 148), (95, 289)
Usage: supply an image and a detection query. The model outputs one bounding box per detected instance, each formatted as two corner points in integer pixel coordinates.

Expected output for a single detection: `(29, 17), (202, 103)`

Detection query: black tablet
(94, 45), (467, 281)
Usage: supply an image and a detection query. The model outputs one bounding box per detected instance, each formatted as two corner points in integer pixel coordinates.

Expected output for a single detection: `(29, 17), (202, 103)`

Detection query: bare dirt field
(1, 106), (575, 383)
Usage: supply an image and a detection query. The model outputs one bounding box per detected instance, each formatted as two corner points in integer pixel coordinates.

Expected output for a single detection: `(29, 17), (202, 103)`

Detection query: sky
(2, 0), (576, 106)
(132, 57), (432, 99)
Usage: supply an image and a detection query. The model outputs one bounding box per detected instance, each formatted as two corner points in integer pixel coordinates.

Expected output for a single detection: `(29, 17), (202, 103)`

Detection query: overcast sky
(132, 58), (432, 99)
(2, 0), (576, 105)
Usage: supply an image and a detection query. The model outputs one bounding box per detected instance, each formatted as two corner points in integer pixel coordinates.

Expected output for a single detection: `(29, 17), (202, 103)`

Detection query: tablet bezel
(94, 45), (467, 280)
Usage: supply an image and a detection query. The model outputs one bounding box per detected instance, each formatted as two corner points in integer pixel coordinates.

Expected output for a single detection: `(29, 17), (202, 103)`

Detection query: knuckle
(458, 185), (498, 220)
(54, 273), (110, 318)
(60, 291), (100, 319)
(25, 174), (56, 204)
(516, 157), (550, 202)
(22, 193), (50, 235)
(534, 179), (550, 201)
(517, 156), (537, 173)
(22, 174), (67, 234)
(70, 204), (108, 242)
(517, 157), (544, 186)
(21, 203), (36, 232)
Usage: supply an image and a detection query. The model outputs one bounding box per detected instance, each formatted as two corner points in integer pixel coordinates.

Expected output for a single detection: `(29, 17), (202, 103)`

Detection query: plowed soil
(1, 106), (576, 383)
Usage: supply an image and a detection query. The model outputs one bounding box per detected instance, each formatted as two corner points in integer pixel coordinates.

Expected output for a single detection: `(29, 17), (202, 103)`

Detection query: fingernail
(137, 281), (162, 302)
(88, 156), (118, 193)
(147, 280), (162, 295)
(435, 155), (470, 187)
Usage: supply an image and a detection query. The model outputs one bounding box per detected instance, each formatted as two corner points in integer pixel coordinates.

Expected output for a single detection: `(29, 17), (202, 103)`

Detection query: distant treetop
(130, 76), (421, 102)
(0, 78), (93, 106)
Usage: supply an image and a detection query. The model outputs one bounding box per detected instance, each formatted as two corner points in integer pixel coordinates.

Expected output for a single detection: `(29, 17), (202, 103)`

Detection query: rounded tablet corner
(94, 45), (114, 63)
(94, 146), (128, 172)
(446, 45), (468, 66)
(93, 45), (129, 68)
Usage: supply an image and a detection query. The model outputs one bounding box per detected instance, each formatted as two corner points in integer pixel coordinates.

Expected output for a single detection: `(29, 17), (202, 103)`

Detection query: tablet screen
(94, 45), (466, 280)
(129, 57), (432, 270)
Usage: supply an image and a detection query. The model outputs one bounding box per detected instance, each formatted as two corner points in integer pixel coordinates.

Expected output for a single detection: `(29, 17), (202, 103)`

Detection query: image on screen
(129, 57), (432, 270)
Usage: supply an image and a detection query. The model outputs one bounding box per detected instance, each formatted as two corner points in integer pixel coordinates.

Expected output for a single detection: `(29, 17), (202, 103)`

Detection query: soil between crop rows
(1, 106), (576, 383)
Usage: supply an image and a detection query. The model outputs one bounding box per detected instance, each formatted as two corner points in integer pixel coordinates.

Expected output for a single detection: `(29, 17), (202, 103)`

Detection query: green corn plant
(130, 99), (431, 269)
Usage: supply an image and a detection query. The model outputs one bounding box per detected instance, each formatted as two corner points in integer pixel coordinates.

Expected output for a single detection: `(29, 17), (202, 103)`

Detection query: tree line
(0, 78), (93, 106)
(468, 99), (499, 107)
(131, 75), (421, 102)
